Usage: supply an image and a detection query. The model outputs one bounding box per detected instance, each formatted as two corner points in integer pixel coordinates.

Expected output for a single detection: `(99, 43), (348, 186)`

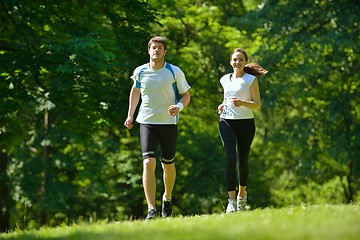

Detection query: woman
(218, 48), (268, 213)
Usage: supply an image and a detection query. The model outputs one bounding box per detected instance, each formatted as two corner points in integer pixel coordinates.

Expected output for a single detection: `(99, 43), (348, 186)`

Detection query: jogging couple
(124, 36), (268, 219)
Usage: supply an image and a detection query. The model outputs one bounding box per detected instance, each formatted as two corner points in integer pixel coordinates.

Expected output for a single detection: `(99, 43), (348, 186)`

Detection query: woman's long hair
(230, 48), (268, 77)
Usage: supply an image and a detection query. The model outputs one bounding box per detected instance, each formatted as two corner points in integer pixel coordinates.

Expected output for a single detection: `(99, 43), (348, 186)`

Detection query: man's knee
(143, 158), (156, 171)
(162, 162), (176, 172)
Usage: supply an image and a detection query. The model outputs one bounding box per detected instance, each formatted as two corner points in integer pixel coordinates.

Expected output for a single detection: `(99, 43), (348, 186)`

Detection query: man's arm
(124, 85), (141, 129)
(168, 90), (190, 116)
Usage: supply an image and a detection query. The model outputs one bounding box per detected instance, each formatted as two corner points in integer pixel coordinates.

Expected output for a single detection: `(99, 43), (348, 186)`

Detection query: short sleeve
(131, 66), (146, 88)
(174, 66), (191, 94)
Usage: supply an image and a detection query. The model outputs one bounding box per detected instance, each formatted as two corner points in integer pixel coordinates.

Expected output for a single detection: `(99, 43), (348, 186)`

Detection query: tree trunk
(40, 107), (49, 225)
(0, 151), (10, 232)
(346, 160), (353, 203)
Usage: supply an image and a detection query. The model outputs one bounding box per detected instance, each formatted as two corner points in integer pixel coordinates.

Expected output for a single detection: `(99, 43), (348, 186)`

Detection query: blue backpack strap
(165, 63), (180, 103)
(135, 67), (147, 88)
(165, 62), (175, 80)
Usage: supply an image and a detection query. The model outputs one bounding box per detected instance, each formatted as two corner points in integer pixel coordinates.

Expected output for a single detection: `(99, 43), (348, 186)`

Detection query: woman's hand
(124, 116), (134, 129)
(218, 103), (224, 114)
(231, 97), (243, 107)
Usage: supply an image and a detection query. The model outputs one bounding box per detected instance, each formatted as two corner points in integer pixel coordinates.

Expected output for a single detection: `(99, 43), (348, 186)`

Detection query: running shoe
(161, 200), (173, 217)
(237, 192), (247, 211)
(226, 199), (236, 214)
(145, 208), (157, 220)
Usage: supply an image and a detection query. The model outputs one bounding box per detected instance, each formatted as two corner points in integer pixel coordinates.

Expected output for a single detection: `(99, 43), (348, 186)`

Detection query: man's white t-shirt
(220, 73), (256, 119)
(132, 62), (191, 124)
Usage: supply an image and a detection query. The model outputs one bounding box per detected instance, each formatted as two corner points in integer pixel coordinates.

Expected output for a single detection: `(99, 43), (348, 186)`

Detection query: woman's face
(230, 51), (247, 71)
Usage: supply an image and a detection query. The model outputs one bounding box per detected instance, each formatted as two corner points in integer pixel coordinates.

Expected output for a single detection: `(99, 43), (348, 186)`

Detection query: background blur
(1, 0), (359, 231)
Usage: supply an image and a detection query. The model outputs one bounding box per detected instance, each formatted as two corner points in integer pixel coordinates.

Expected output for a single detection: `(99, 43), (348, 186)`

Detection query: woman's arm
(232, 78), (261, 110)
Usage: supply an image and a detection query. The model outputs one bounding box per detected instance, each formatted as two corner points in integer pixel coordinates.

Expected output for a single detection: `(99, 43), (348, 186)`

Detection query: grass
(1, 204), (360, 240)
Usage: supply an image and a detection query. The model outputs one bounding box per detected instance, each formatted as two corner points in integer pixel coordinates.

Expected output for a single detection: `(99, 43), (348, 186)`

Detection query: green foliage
(1, 0), (158, 229)
(249, 0), (360, 204)
(271, 176), (349, 207)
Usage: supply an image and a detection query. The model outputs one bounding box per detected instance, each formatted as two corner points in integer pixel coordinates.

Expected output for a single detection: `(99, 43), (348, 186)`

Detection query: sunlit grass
(2, 204), (360, 240)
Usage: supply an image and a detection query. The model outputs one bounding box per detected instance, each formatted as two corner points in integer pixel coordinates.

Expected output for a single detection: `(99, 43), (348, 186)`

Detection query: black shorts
(140, 124), (178, 164)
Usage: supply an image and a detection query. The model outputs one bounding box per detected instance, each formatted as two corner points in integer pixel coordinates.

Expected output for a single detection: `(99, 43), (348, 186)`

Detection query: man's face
(148, 42), (166, 62)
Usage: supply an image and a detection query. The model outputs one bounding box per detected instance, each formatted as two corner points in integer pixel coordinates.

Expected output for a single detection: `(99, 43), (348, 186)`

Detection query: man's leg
(162, 162), (176, 200)
(161, 162), (176, 217)
(143, 157), (157, 210)
(158, 124), (177, 217)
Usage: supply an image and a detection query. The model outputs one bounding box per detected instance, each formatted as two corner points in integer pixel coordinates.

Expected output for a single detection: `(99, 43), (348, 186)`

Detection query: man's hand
(168, 105), (181, 116)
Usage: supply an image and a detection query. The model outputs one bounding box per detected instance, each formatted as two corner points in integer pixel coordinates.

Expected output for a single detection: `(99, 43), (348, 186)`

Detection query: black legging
(219, 118), (255, 191)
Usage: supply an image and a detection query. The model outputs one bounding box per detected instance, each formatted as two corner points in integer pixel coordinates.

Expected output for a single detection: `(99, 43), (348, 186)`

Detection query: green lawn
(2, 204), (360, 240)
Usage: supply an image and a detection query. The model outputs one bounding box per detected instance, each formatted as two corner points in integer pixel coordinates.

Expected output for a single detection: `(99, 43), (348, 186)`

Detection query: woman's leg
(219, 119), (237, 200)
(235, 119), (255, 199)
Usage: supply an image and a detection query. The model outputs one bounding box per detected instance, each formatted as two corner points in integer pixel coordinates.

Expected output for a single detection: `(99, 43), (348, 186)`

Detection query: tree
(240, 0), (360, 204)
(1, 0), (359, 231)
(0, 0), (158, 229)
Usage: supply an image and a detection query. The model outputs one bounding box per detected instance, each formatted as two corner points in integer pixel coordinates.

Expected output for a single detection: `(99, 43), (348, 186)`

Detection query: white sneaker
(237, 192), (247, 211)
(226, 199), (236, 214)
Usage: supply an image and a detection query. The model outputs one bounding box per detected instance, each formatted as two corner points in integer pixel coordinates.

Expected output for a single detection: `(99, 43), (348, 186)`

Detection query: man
(124, 36), (191, 220)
